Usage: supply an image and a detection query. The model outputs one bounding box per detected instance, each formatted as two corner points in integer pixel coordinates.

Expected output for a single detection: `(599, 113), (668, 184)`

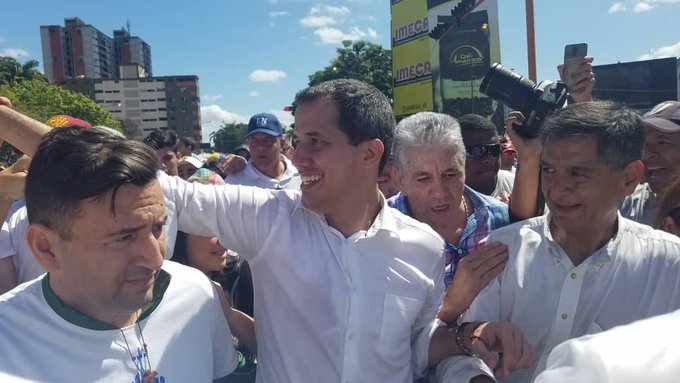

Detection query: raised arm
(0, 97), (52, 157)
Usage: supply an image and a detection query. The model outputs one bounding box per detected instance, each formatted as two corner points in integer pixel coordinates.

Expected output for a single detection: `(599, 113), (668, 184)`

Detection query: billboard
(391, 0), (434, 116)
(391, 0), (501, 119)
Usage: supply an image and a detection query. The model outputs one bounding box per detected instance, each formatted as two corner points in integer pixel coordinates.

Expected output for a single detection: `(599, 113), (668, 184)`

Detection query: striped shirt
(388, 185), (510, 286)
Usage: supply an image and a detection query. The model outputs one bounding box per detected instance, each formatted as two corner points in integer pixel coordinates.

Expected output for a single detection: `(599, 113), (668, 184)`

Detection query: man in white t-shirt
(0, 127), (237, 382)
(225, 112), (301, 190)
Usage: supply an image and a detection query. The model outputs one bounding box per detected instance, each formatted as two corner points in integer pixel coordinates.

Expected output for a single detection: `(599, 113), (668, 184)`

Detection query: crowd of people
(0, 53), (679, 383)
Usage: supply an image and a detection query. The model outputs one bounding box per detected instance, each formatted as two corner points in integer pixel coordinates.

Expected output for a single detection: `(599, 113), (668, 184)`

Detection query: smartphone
(563, 43), (588, 88)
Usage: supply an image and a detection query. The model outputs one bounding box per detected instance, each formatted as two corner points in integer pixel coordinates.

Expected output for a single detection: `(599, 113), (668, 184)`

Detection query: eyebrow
(107, 215), (168, 237)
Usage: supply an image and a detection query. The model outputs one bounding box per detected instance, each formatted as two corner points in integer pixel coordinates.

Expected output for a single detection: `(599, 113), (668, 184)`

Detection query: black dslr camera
(479, 63), (568, 138)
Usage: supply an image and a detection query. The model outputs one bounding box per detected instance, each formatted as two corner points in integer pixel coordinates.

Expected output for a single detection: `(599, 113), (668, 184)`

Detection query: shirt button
(348, 333), (354, 340)
(570, 273), (577, 279)
(562, 313), (568, 320)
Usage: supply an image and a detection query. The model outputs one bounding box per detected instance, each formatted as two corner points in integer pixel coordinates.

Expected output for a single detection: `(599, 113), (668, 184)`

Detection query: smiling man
(620, 100), (680, 225)
(0, 127), (237, 382)
(438, 101), (680, 383)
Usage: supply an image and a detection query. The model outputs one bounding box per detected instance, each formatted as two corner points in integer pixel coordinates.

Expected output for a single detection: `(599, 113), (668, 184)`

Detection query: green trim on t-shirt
(42, 269), (172, 330)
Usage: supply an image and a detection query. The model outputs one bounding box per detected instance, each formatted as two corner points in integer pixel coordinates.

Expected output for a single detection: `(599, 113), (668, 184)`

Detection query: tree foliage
(209, 122), (248, 154)
(0, 78), (120, 129)
(307, 40), (393, 101)
(0, 57), (46, 86)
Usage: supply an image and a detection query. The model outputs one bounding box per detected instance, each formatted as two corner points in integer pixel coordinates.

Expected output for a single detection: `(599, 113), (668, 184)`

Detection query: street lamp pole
(525, 0), (537, 82)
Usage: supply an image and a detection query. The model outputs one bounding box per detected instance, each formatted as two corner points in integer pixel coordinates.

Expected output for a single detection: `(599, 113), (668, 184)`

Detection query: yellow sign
(391, 0), (433, 117)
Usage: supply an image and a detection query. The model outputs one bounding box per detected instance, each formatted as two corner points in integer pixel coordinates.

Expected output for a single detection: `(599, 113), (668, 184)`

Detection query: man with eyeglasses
(458, 114), (514, 201)
(225, 113), (301, 190)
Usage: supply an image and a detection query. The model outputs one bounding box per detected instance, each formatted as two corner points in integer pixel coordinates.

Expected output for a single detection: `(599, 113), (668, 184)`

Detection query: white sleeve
(159, 172), (283, 258)
(411, 251), (446, 377)
(0, 206), (26, 259)
(533, 338), (608, 383)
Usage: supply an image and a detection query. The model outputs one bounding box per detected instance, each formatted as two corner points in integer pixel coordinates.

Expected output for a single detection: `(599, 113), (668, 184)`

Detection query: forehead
(463, 129), (499, 146)
(294, 97), (342, 136)
(404, 144), (464, 171)
(73, 182), (165, 233)
(541, 135), (601, 166)
(645, 126), (680, 141)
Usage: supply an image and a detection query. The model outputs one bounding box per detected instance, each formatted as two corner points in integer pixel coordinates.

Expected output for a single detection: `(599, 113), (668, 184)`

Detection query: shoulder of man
(161, 260), (217, 297)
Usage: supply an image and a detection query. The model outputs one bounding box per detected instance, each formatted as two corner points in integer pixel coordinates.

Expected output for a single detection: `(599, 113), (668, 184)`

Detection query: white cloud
(314, 26), (378, 44)
(248, 91), (259, 97)
(634, 2), (656, 11)
(0, 48), (28, 59)
(608, 2), (627, 12)
(638, 41), (680, 60)
(608, 0), (680, 13)
(201, 104), (250, 143)
(202, 94), (223, 103)
(269, 0), (279, 4)
(269, 109), (295, 129)
(270, 11), (289, 17)
(249, 69), (287, 83)
(310, 5), (350, 16)
(300, 16), (336, 27)
(0, 36), (6, 43)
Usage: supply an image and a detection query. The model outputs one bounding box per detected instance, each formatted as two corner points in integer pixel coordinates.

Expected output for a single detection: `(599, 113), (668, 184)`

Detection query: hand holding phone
(562, 43), (588, 88)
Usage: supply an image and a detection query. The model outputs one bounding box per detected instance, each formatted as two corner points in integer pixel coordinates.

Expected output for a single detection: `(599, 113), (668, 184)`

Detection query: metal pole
(525, 0), (537, 82)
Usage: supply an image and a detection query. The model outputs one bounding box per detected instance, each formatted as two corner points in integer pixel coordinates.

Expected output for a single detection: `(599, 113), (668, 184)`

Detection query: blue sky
(1, 0), (679, 143)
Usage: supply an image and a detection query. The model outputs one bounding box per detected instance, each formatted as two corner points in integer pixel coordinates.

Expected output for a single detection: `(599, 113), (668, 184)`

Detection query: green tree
(0, 78), (120, 129)
(0, 57), (46, 86)
(306, 40), (393, 101)
(209, 122), (248, 154)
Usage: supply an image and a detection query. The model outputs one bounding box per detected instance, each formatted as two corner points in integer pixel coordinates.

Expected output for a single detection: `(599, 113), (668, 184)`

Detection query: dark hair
(143, 129), (177, 151)
(25, 127), (159, 240)
(171, 231), (191, 265)
(179, 136), (196, 151)
(294, 79), (395, 172)
(458, 114), (499, 136)
(540, 101), (644, 171)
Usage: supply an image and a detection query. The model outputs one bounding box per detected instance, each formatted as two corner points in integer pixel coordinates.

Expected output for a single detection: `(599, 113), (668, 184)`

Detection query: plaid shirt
(388, 186), (510, 286)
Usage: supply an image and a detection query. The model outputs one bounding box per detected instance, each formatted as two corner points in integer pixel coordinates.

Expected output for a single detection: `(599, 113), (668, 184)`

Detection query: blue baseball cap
(246, 112), (283, 138)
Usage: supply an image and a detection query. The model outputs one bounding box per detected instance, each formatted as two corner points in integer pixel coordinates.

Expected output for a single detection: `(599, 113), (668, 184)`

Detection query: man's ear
(26, 224), (63, 273)
(622, 160), (645, 195)
(361, 138), (385, 170)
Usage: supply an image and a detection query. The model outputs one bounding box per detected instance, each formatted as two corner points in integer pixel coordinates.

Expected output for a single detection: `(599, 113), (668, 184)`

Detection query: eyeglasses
(247, 136), (278, 147)
(465, 143), (502, 159)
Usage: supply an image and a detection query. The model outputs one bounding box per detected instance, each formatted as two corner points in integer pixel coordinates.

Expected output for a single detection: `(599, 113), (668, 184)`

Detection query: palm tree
(0, 57), (46, 86)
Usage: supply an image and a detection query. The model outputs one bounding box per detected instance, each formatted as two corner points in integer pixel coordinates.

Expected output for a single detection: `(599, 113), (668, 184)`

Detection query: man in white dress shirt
(437, 101), (680, 383)
(534, 308), (680, 383)
(0, 82), (532, 383)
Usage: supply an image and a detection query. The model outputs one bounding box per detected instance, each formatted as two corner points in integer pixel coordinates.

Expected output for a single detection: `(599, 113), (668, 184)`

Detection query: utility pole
(526, 0), (537, 82)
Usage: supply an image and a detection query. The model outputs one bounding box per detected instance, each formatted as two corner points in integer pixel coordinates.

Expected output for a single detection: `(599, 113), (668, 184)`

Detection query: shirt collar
(293, 194), (402, 242)
(543, 212), (626, 265)
(42, 269), (171, 330)
(246, 154), (298, 181)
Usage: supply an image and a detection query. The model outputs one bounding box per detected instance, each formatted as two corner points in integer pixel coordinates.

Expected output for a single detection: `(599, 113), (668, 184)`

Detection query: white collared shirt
(225, 154), (301, 190)
(534, 308), (680, 383)
(159, 174), (446, 383)
(436, 213), (680, 383)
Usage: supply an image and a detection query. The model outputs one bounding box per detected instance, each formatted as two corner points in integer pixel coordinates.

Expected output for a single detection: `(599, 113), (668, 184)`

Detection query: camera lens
(479, 63), (536, 113)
